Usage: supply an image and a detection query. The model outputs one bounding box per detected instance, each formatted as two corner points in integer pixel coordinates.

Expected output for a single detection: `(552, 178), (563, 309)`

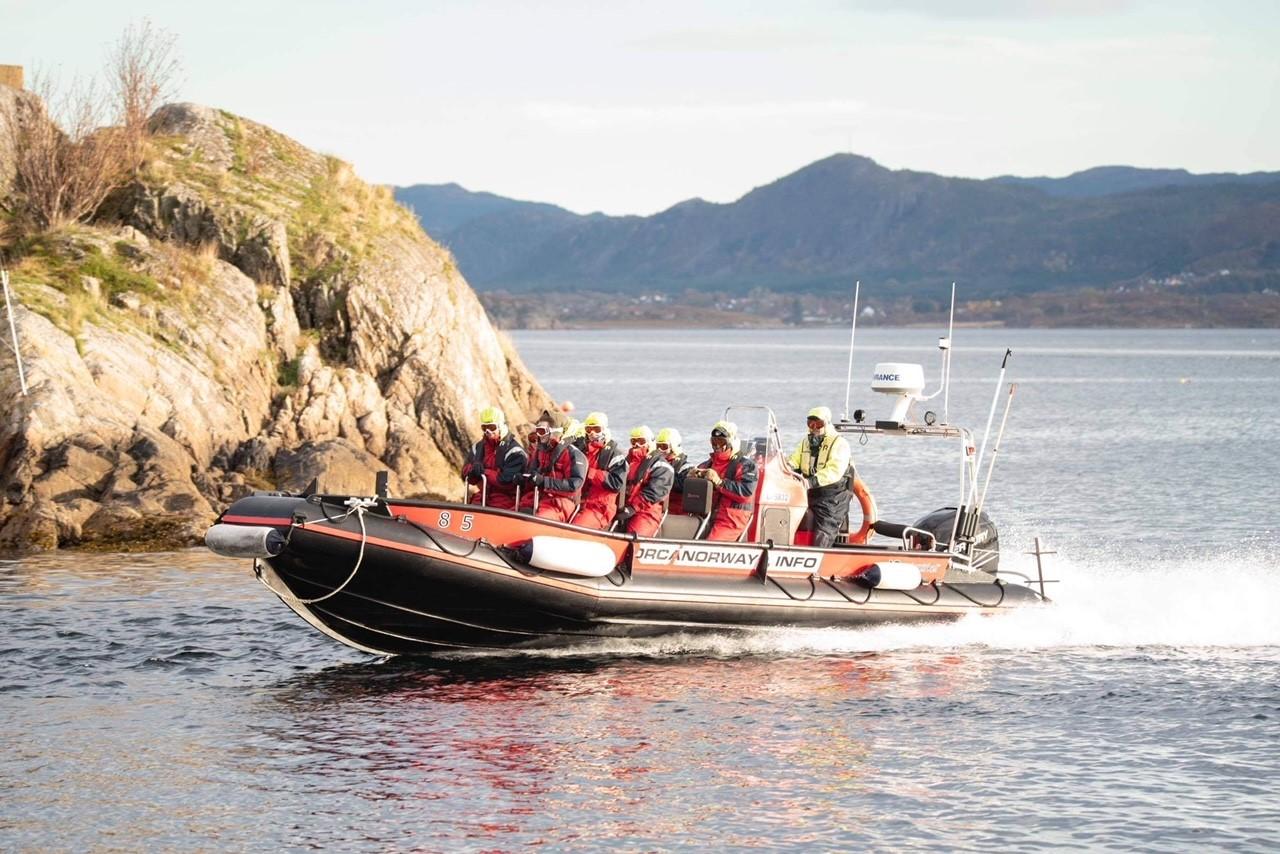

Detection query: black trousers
(809, 487), (852, 549)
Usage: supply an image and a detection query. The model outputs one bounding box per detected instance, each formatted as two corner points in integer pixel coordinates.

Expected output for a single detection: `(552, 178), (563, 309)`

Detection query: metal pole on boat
(942, 282), (955, 425)
(842, 280), (861, 421)
(1024, 536), (1057, 599)
(976, 382), (1016, 515)
(2, 268), (29, 396)
(969, 349), (1011, 506)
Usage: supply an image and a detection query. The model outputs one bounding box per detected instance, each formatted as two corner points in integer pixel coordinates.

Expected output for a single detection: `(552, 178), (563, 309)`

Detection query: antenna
(842, 279), (860, 421)
(919, 282), (957, 411)
(943, 282), (955, 425)
(969, 348), (1012, 506)
(976, 383), (1016, 514)
(1, 268), (28, 396)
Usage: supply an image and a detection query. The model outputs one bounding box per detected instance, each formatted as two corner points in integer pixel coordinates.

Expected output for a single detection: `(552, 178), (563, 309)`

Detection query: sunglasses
(584, 425), (603, 434)
(630, 438), (648, 446)
(655, 442), (670, 452)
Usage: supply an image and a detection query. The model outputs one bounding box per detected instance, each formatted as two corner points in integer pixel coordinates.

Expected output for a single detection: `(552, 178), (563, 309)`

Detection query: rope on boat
(901, 582), (943, 605)
(821, 576), (873, 605)
(768, 575), (817, 602)
(257, 498), (374, 605)
(290, 498), (375, 604)
(399, 516), (484, 559)
(942, 579), (1007, 608)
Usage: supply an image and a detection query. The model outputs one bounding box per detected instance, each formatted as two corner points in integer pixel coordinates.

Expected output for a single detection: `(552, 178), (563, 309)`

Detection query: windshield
(721, 405), (783, 462)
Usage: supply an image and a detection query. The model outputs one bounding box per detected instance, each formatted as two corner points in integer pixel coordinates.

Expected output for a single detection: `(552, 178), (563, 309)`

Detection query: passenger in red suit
(616, 426), (675, 537)
(461, 406), (529, 510)
(656, 427), (694, 517)
(518, 412), (586, 522)
(572, 411), (628, 530)
(690, 420), (758, 541)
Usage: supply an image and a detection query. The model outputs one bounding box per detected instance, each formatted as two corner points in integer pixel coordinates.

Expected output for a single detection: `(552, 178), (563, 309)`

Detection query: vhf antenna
(842, 279), (860, 421)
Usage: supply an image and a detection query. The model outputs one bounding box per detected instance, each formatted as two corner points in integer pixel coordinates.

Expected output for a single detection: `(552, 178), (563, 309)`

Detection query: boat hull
(217, 494), (1040, 655)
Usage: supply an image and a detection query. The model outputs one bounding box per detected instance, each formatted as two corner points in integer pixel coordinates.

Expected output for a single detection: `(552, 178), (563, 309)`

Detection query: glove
(806, 475), (819, 489)
(705, 468), (723, 486)
(616, 506), (636, 522)
(466, 483), (480, 497)
(531, 472), (545, 488)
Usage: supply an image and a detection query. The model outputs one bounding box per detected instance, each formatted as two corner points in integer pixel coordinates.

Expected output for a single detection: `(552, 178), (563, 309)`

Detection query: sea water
(2, 328), (1277, 850)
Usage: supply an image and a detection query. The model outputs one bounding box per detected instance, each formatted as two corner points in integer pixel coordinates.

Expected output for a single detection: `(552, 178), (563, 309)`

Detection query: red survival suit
(518, 438), (587, 522)
(461, 432), (528, 510)
(698, 451), (759, 541)
(621, 449), (675, 537)
(573, 439), (628, 530)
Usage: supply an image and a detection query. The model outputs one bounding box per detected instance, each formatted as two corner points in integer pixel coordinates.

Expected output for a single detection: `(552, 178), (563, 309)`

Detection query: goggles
(584, 425), (603, 434)
(535, 425), (561, 437)
(807, 417), (825, 428)
(629, 438), (648, 447)
(711, 428), (729, 439)
(655, 442), (670, 452)
(481, 423), (498, 431)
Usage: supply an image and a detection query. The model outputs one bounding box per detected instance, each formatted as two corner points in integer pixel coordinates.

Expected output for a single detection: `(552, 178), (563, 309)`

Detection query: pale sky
(5, 0), (1278, 215)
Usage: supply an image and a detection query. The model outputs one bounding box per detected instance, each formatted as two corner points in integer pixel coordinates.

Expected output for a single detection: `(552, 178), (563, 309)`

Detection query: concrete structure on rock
(0, 65), (23, 90)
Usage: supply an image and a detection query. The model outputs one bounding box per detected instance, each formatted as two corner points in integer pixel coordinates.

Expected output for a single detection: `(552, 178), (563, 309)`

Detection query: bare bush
(107, 20), (180, 169)
(1, 72), (129, 230)
(0, 20), (181, 232)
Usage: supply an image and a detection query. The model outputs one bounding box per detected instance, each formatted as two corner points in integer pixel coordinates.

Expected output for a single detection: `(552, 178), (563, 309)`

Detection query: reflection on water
(2, 550), (1278, 849)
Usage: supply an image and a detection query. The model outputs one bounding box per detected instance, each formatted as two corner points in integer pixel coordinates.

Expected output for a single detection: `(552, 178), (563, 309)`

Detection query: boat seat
(658, 513), (707, 540)
(659, 476), (712, 540)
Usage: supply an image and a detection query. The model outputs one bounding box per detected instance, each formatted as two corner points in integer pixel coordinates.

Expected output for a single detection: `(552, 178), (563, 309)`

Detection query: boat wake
(435, 545), (1280, 661)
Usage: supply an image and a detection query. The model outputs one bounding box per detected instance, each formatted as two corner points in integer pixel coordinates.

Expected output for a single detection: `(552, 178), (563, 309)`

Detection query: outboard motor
(911, 506), (1000, 574)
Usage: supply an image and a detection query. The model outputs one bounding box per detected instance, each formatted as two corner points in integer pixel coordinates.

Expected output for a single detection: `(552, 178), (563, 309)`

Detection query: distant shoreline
(483, 288), (1280, 331)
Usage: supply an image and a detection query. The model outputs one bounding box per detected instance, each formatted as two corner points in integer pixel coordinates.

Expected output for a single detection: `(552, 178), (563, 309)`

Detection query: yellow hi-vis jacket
(788, 430), (852, 491)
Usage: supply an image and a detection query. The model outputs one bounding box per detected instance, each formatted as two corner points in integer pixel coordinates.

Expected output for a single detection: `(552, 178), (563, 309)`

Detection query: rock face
(0, 102), (553, 551)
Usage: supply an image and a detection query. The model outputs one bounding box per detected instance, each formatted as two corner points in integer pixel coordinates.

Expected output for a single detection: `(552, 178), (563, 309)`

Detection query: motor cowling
(910, 506), (1000, 574)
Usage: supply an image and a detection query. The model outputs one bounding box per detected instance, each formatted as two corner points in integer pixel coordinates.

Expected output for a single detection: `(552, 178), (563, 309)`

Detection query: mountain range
(395, 155), (1280, 300)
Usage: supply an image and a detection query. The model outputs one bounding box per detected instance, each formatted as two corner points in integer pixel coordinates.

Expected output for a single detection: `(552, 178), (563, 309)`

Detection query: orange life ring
(849, 477), (878, 545)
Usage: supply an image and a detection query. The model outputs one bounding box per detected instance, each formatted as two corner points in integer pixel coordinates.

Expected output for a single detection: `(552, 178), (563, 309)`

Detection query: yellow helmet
(629, 425), (654, 444)
(583, 411), (608, 429)
(807, 405), (833, 423)
(655, 427), (682, 454)
(710, 420), (740, 455)
(479, 406), (506, 434)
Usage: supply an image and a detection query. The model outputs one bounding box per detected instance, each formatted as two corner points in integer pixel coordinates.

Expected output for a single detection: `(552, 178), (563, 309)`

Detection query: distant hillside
(396, 155), (1280, 300)
(994, 165), (1280, 198)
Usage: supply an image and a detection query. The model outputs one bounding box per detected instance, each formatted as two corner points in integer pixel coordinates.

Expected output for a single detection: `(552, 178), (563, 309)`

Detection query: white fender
(206, 524), (286, 559)
(520, 536), (617, 577)
(857, 561), (923, 591)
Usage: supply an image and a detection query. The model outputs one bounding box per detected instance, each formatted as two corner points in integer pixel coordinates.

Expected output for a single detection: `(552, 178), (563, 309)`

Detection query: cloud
(844, 0), (1138, 19)
(521, 99), (868, 132)
(628, 26), (841, 53)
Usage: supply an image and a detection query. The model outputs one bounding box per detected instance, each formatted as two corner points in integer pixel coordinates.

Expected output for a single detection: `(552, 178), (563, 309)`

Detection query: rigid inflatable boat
(207, 316), (1049, 655)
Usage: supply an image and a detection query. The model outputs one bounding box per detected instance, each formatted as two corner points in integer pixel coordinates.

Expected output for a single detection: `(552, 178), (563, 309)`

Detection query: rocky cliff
(0, 99), (552, 551)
